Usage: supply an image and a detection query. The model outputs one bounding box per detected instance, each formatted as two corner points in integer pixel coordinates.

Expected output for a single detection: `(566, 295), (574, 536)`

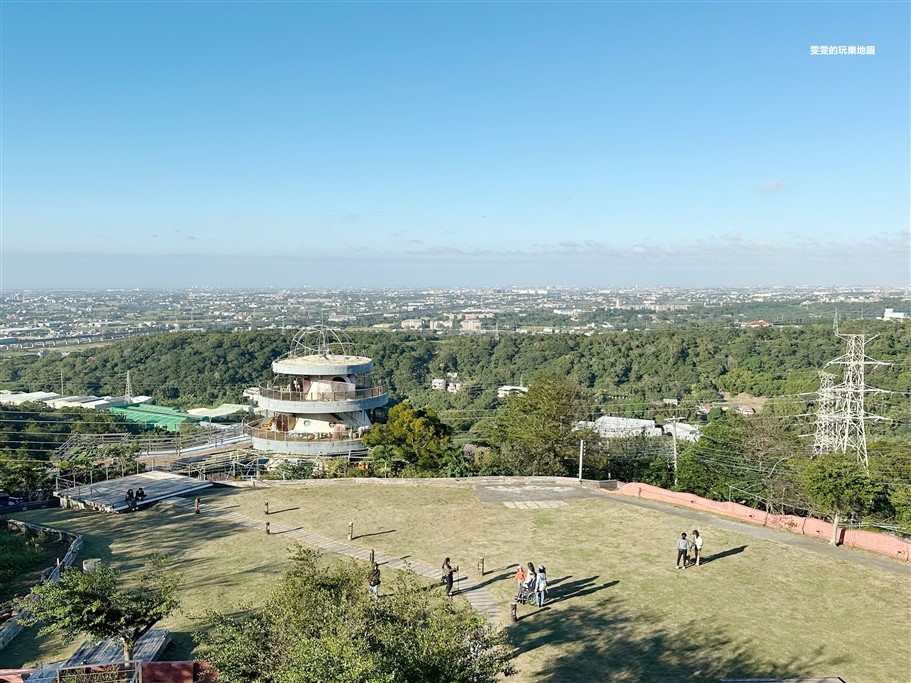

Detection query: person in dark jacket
(442, 558), (457, 597)
(368, 563), (381, 598)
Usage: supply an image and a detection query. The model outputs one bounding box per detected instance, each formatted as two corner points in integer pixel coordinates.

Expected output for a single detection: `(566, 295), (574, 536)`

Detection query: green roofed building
(106, 404), (209, 432)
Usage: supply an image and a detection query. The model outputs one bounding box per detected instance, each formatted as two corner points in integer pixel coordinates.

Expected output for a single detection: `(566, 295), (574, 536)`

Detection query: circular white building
(244, 326), (387, 457)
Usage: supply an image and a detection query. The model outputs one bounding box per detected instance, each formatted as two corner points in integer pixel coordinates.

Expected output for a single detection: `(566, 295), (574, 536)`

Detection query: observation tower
(244, 326), (387, 457)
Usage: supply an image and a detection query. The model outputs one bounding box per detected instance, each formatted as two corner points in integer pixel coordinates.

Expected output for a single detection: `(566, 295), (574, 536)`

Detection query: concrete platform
(56, 471), (212, 513)
(65, 628), (170, 666)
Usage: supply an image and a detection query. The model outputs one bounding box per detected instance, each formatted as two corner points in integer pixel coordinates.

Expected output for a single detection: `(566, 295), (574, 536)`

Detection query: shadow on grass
(550, 576), (619, 603)
(701, 545), (748, 565)
(355, 529), (396, 539)
(267, 507), (300, 515)
(459, 569), (514, 594)
(513, 593), (843, 682)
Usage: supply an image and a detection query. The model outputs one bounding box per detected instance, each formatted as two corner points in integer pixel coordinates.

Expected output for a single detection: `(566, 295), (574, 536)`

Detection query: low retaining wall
(613, 482), (911, 562)
(220, 475), (614, 490)
(141, 660), (217, 682)
(0, 661), (217, 683)
(0, 521), (83, 651)
(218, 477), (617, 489)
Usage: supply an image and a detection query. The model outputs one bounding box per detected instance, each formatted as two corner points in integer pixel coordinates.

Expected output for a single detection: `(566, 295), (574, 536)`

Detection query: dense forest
(0, 322), (908, 530)
(1, 321), (907, 430)
(1, 321), (907, 454)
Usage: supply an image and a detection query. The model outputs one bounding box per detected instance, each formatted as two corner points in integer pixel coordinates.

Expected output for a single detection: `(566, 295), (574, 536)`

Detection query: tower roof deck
(272, 353), (373, 376)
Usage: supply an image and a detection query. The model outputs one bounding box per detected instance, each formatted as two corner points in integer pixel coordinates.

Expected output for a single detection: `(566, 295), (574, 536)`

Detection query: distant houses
(577, 416), (664, 438)
(882, 308), (910, 322)
(497, 385), (528, 399)
(577, 415), (701, 441)
(429, 376), (465, 393)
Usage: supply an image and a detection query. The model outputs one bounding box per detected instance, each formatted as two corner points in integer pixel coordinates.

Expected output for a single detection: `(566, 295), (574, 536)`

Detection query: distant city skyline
(2, 2), (908, 288)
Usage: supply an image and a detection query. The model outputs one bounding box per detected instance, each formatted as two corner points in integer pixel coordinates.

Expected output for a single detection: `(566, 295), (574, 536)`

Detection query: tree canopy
(361, 401), (452, 473)
(801, 452), (885, 543)
(20, 558), (180, 660)
(197, 548), (514, 683)
(486, 374), (594, 476)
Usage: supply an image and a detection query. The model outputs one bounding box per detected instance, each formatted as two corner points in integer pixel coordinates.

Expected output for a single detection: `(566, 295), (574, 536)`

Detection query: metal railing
(244, 424), (362, 444)
(257, 383), (386, 403)
(54, 661), (140, 682)
(56, 426), (246, 458)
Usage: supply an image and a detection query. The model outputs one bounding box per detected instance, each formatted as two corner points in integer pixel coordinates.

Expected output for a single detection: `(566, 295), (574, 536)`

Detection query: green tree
(888, 486), (911, 533)
(801, 453), (884, 545)
(197, 548), (514, 683)
(362, 402), (452, 472)
(366, 445), (397, 478)
(0, 451), (52, 500)
(20, 558), (180, 660)
(487, 374), (592, 476)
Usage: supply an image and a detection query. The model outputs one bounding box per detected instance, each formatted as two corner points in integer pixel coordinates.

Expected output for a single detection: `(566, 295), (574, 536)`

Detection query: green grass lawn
(2, 483), (909, 682)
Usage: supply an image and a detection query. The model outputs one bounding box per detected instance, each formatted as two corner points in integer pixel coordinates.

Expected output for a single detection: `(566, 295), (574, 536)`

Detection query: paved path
(475, 483), (599, 504)
(502, 500), (567, 509)
(162, 498), (502, 625)
(600, 492), (911, 578)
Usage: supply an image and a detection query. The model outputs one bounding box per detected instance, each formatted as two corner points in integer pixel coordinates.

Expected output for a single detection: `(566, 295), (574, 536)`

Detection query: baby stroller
(515, 583), (537, 606)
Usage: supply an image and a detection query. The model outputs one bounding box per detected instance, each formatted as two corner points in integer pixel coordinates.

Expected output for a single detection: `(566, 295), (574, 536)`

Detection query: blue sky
(2, 1), (908, 287)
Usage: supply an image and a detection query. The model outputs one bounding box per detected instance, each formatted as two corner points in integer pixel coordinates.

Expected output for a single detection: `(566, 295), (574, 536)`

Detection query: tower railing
(244, 423), (364, 444)
(257, 383), (386, 403)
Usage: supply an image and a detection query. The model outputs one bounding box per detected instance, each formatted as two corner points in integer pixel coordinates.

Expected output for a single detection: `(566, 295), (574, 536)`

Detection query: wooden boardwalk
(162, 498), (503, 626)
(11, 629), (169, 683)
(56, 471), (212, 513)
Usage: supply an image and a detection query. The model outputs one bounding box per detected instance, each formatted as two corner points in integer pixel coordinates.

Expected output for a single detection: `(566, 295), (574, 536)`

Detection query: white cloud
(760, 180), (788, 193)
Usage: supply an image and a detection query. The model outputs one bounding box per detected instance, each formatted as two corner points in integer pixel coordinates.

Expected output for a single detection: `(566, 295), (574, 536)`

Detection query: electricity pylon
(824, 334), (889, 470)
(811, 371), (838, 455)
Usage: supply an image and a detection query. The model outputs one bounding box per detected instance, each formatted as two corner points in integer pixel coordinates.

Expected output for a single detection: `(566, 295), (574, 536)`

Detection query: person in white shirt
(690, 529), (703, 566)
(534, 565), (547, 606)
(676, 532), (689, 569)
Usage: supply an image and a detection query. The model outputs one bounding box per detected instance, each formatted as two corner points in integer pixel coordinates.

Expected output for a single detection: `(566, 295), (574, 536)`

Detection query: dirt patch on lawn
(721, 392), (770, 411)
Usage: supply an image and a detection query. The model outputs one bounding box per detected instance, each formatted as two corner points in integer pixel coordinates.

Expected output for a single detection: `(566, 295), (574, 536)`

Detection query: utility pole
(667, 417), (683, 488)
(60, 369), (65, 395)
(125, 370), (133, 403)
(578, 440), (585, 482)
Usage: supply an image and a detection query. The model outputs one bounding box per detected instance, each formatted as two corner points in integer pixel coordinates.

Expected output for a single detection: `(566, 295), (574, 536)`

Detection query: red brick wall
(614, 482), (910, 562)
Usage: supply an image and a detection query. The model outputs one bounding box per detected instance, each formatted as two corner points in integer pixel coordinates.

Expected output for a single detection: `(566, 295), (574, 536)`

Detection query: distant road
(0, 327), (169, 352)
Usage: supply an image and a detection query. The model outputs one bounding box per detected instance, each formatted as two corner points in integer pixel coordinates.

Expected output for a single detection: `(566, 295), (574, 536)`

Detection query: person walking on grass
(676, 532), (689, 569)
(691, 529), (703, 566)
(368, 563), (381, 598)
(534, 565), (548, 607)
(442, 558), (457, 597)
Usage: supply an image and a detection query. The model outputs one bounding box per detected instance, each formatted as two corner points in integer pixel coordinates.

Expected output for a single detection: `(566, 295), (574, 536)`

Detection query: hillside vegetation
(1, 323), (907, 422)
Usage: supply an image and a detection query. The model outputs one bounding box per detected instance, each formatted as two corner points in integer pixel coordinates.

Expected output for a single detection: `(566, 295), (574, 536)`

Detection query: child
(514, 563), (526, 598)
